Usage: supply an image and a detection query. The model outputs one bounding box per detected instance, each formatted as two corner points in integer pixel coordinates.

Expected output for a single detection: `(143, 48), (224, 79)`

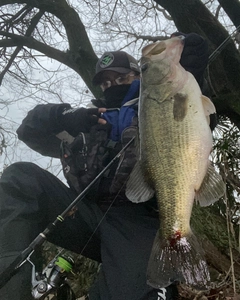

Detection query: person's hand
(171, 32), (208, 88)
(60, 107), (107, 136)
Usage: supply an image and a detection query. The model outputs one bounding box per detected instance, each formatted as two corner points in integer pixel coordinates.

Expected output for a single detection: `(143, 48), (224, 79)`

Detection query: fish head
(140, 36), (185, 92)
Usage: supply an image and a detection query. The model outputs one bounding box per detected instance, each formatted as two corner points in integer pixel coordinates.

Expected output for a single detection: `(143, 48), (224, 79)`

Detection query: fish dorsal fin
(195, 163), (225, 207)
(126, 161), (155, 203)
(201, 96), (216, 125)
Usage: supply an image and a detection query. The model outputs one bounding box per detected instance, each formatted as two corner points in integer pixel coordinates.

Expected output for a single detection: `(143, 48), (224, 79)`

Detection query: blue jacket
(102, 80), (140, 141)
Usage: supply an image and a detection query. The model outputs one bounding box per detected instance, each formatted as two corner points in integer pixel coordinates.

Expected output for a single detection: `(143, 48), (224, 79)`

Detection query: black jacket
(17, 103), (138, 200)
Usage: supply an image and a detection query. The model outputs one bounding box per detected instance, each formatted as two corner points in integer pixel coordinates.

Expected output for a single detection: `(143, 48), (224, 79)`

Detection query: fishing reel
(29, 252), (75, 300)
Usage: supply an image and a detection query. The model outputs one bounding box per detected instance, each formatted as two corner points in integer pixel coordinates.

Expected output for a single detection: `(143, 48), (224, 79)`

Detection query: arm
(17, 103), (106, 158)
(17, 103), (70, 158)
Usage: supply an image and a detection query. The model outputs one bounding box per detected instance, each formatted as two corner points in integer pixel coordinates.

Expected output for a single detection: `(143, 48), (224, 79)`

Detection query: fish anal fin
(126, 161), (154, 203)
(195, 163), (226, 207)
(147, 230), (210, 289)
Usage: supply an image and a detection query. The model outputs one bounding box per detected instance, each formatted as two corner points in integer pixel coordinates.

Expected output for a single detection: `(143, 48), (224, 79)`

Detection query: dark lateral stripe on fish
(173, 93), (188, 121)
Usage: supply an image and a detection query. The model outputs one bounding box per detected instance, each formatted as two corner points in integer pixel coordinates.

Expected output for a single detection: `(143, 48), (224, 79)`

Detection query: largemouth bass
(126, 36), (225, 289)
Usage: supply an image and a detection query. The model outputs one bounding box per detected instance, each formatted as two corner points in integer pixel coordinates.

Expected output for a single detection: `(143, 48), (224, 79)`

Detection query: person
(0, 32), (214, 300)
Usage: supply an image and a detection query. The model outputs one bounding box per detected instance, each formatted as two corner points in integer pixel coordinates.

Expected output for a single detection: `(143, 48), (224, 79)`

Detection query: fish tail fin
(147, 230), (210, 289)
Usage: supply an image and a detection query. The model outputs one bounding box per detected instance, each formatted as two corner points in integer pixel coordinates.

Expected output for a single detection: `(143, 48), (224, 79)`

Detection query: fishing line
(208, 25), (240, 65)
(206, 25), (240, 96)
(79, 196), (116, 256)
(80, 164), (132, 257)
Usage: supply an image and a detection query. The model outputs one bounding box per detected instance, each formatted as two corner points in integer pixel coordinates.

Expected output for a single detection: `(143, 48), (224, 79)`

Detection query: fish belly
(141, 86), (211, 234)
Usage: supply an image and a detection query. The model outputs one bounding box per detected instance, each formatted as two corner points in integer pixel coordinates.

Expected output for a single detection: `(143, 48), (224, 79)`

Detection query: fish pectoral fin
(201, 96), (216, 125)
(125, 161), (155, 203)
(195, 163), (226, 207)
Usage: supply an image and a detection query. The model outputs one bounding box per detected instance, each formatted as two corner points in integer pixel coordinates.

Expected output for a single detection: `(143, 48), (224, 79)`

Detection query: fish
(126, 36), (225, 289)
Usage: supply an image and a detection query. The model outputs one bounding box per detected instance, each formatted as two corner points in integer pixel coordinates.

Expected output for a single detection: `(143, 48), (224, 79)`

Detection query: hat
(92, 51), (140, 85)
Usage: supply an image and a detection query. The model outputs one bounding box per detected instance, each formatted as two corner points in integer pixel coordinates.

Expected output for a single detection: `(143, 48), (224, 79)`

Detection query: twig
(0, 9), (44, 85)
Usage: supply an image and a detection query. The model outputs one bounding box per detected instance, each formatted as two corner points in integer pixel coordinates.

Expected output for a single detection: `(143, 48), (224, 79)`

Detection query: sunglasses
(100, 72), (136, 91)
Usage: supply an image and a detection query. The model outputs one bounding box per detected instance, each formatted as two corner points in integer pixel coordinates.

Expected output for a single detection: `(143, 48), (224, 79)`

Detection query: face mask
(103, 84), (131, 108)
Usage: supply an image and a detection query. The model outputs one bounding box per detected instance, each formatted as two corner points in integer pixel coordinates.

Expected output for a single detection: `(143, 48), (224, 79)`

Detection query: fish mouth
(142, 42), (166, 58)
(142, 35), (185, 58)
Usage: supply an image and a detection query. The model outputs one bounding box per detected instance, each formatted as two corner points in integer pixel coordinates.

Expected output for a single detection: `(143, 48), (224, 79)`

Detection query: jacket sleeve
(17, 103), (71, 158)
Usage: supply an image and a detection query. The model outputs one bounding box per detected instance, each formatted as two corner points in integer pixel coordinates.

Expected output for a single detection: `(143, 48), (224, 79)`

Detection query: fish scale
(141, 97), (205, 237)
(126, 35), (225, 289)
(141, 92), (211, 288)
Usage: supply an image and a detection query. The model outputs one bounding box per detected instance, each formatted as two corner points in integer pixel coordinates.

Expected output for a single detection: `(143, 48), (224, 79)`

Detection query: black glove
(60, 107), (103, 136)
(171, 32), (209, 89)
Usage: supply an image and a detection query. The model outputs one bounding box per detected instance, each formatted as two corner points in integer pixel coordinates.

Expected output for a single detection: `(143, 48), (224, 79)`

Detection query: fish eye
(141, 63), (148, 72)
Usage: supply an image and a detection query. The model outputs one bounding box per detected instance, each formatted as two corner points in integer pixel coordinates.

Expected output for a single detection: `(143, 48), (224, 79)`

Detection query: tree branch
(24, 0), (101, 97)
(0, 0), (102, 97)
(0, 9), (44, 85)
(0, 30), (73, 68)
(218, 0), (240, 29)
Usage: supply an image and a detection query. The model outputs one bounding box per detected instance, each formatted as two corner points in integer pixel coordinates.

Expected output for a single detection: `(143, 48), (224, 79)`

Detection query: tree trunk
(168, 202), (240, 298)
(191, 203), (240, 275)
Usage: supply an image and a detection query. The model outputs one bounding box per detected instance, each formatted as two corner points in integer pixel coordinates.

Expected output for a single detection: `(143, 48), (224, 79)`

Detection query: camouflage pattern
(60, 124), (110, 194)
(109, 116), (138, 195)
(60, 117), (138, 203)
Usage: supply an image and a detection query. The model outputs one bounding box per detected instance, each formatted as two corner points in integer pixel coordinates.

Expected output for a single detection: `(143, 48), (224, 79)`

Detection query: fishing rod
(0, 136), (135, 290)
